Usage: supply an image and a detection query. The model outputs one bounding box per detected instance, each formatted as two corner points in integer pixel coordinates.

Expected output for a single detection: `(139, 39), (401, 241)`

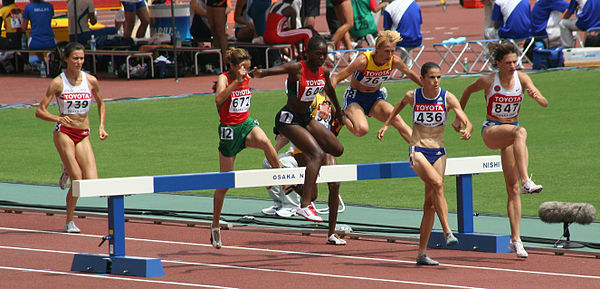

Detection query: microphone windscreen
(538, 201), (596, 224)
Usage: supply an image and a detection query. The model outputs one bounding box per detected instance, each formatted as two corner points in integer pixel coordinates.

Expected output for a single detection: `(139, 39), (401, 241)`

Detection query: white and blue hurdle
(72, 155), (509, 277)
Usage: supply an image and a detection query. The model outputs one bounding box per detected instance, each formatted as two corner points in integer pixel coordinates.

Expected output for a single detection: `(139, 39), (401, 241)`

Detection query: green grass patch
(2, 68), (599, 218)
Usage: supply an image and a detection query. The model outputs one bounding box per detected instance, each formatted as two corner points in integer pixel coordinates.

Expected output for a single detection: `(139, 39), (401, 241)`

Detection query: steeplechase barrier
(71, 155), (509, 277)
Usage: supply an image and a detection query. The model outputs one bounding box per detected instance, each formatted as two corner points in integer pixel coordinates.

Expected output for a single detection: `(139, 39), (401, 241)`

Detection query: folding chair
(327, 49), (360, 76)
(433, 38), (467, 74)
(392, 45), (425, 78)
(456, 39), (501, 73)
(506, 37), (535, 68)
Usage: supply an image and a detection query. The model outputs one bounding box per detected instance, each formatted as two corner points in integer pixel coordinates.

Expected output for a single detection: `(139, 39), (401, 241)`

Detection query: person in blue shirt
(490, 0), (532, 40)
(22, 0), (56, 50)
(383, 0), (422, 48)
(559, 0), (600, 48)
(531, 0), (569, 47)
(383, 0), (422, 68)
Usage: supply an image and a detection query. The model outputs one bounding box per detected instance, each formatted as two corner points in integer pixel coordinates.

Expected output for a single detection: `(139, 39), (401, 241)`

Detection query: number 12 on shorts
(220, 127), (234, 140)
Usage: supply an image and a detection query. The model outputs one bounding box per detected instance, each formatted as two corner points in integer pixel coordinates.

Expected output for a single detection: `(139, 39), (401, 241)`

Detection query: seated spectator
(531, 0), (569, 48)
(234, 0), (257, 42)
(383, 0), (422, 66)
(263, 0), (314, 58)
(190, 0), (212, 43)
(206, 0), (230, 69)
(350, 0), (388, 45)
(331, 0), (354, 50)
(482, 0), (496, 39)
(67, 0), (117, 44)
(0, 0), (25, 49)
(301, 0), (319, 28)
(22, 0), (56, 50)
(383, 0), (422, 48)
(559, 0), (600, 48)
(249, 0), (271, 37)
(325, 0), (340, 37)
(120, 0), (150, 40)
(490, 0), (532, 40)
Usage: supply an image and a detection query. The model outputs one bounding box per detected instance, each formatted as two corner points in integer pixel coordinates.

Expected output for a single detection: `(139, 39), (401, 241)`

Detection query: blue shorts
(481, 120), (519, 134)
(409, 146), (446, 166)
(122, 1), (147, 12)
(343, 86), (387, 115)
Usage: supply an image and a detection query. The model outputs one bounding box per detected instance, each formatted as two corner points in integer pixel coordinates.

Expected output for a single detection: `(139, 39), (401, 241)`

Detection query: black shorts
(273, 106), (313, 135)
(301, 0), (320, 18)
(206, 0), (227, 8)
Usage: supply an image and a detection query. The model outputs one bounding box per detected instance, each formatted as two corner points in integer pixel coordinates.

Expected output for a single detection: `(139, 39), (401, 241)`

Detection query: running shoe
(521, 179), (543, 194)
(509, 240), (528, 258)
(210, 227), (222, 249)
(296, 205), (323, 222)
(275, 207), (297, 218)
(59, 164), (70, 190)
(64, 221), (80, 233)
(416, 253), (439, 266)
(445, 232), (459, 247)
(327, 234), (347, 245)
(261, 203), (281, 216)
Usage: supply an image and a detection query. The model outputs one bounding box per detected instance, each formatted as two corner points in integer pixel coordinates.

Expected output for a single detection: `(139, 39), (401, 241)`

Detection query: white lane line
(0, 245), (484, 289)
(0, 265), (237, 289)
(1, 226), (599, 280)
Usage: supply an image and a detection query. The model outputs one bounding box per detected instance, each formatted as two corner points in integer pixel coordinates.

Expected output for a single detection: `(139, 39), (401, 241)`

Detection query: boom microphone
(538, 201), (596, 225)
(538, 201), (596, 249)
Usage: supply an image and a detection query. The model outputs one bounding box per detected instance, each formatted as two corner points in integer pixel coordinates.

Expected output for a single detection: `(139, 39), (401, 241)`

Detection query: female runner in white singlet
(36, 42), (108, 233)
(451, 40), (548, 258)
(378, 62), (472, 266)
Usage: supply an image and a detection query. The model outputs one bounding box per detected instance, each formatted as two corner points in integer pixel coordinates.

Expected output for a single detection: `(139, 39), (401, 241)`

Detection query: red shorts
(55, 123), (90, 144)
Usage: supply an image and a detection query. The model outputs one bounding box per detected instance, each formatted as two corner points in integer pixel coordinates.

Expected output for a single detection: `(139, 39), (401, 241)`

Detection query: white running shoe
(416, 253), (439, 265)
(296, 205), (323, 222)
(261, 203), (280, 215)
(59, 164), (70, 190)
(445, 232), (459, 247)
(509, 240), (528, 258)
(521, 179), (543, 194)
(210, 227), (222, 249)
(327, 234), (347, 245)
(64, 221), (80, 233)
(275, 207), (297, 218)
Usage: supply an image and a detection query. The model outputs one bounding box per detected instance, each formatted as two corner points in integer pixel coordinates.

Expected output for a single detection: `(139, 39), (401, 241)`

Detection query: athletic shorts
(301, 0), (321, 18)
(55, 123), (90, 145)
(218, 117), (259, 157)
(121, 1), (146, 12)
(343, 86), (387, 116)
(481, 120), (519, 134)
(206, 0), (228, 8)
(409, 146), (446, 166)
(330, 0), (348, 6)
(273, 106), (312, 135)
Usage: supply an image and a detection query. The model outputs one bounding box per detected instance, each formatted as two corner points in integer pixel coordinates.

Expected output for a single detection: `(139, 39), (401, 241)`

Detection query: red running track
(1, 211), (599, 289)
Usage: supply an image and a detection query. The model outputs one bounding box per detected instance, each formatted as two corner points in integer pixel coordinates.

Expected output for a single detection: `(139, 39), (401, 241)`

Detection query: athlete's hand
(451, 118), (462, 132)
(238, 66), (248, 82)
(250, 67), (263, 78)
(377, 125), (388, 141)
(99, 126), (109, 140)
(58, 115), (73, 125)
(459, 128), (471, 141)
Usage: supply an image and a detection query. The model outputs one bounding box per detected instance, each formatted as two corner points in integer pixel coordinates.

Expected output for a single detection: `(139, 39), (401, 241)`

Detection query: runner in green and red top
(252, 35), (344, 223)
(211, 47), (282, 249)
